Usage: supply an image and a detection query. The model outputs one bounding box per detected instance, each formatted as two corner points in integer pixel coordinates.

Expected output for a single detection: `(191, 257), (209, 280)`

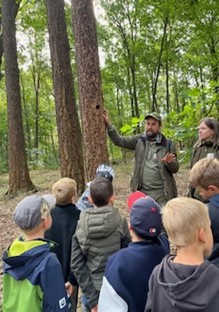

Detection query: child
(71, 176), (131, 312)
(77, 164), (114, 211)
(127, 190), (147, 211)
(145, 197), (219, 312)
(2, 195), (70, 312)
(98, 196), (169, 312)
(45, 177), (80, 312)
(189, 157), (219, 266)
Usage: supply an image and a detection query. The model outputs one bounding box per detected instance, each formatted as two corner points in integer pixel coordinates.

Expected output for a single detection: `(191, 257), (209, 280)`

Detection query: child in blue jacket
(98, 196), (169, 312)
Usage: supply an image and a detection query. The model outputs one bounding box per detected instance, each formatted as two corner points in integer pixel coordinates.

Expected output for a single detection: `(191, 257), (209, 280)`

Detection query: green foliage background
(0, 0), (218, 172)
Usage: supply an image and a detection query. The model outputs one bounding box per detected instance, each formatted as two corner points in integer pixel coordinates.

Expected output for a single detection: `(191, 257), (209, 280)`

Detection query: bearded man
(103, 111), (179, 206)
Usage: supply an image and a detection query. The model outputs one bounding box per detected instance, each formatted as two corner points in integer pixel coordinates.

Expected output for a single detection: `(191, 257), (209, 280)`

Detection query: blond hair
(52, 178), (77, 205)
(189, 158), (219, 189)
(162, 197), (209, 247)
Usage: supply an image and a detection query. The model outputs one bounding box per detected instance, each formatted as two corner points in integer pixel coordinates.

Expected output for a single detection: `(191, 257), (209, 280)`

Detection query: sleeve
(144, 273), (153, 312)
(98, 276), (128, 312)
(77, 188), (93, 211)
(107, 124), (140, 150)
(144, 265), (159, 312)
(121, 217), (131, 248)
(40, 254), (70, 311)
(70, 233), (99, 309)
(68, 270), (78, 286)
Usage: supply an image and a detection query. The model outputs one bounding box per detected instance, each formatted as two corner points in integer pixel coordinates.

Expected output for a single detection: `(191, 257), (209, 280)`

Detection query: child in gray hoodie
(145, 197), (219, 312)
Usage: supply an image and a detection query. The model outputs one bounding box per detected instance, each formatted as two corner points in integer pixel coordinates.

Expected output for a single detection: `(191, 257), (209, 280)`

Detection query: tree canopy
(0, 0), (218, 192)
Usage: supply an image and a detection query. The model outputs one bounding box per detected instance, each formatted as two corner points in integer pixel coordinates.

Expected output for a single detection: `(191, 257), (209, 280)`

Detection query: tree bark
(20, 77), (31, 153)
(152, 16), (169, 112)
(173, 68), (180, 114)
(165, 59), (170, 113)
(0, 3), (4, 81)
(2, 0), (34, 194)
(46, 0), (85, 192)
(72, 0), (108, 181)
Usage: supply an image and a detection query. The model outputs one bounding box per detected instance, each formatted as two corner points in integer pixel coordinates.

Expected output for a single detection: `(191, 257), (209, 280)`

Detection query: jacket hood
(157, 255), (219, 311)
(79, 205), (121, 239)
(3, 237), (54, 281)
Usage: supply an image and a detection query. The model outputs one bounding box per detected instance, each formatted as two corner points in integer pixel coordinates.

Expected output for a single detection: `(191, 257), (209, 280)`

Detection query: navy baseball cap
(130, 196), (162, 238)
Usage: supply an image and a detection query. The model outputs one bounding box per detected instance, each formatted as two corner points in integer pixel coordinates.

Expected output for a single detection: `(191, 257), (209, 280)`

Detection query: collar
(196, 140), (214, 148)
(141, 132), (167, 147)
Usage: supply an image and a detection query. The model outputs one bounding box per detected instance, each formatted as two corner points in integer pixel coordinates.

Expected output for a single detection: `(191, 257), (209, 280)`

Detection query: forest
(0, 0), (218, 195)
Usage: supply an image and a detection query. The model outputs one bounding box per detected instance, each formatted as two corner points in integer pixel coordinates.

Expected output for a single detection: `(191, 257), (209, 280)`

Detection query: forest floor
(0, 159), (190, 310)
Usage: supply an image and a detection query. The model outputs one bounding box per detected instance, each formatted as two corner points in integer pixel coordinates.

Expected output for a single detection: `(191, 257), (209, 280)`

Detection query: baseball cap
(95, 164), (114, 182)
(14, 194), (55, 230)
(145, 112), (161, 122)
(127, 191), (147, 211)
(130, 196), (162, 238)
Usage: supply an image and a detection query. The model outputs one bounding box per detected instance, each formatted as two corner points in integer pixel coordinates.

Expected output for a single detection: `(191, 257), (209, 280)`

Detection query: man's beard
(146, 131), (157, 139)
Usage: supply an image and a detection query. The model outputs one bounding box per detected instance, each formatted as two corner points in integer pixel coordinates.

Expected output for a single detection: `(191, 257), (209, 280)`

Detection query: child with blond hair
(189, 157), (219, 266)
(145, 197), (219, 312)
(45, 177), (80, 312)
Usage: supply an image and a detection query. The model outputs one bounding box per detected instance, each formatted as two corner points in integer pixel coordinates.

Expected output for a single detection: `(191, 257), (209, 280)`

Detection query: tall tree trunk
(208, 35), (219, 83)
(30, 47), (40, 154)
(108, 6), (139, 119)
(0, 4), (4, 81)
(32, 70), (40, 162)
(29, 32), (43, 162)
(126, 65), (135, 117)
(152, 16), (169, 111)
(71, 0), (108, 181)
(207, 35), (219, 110)
(173, 68), (180, 113)
(165, 59), (170, 113)
(2, 0), (34, 194)
(46, 0), (85, 192)
(20, 77), (32, 152)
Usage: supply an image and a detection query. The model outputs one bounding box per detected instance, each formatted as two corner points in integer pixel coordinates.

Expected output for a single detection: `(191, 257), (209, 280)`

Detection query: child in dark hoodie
(45, 178), (80, 312)
(2, 195), (70, 312)
(145, 197), (219, 312)
(189, 157), (219, 266)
